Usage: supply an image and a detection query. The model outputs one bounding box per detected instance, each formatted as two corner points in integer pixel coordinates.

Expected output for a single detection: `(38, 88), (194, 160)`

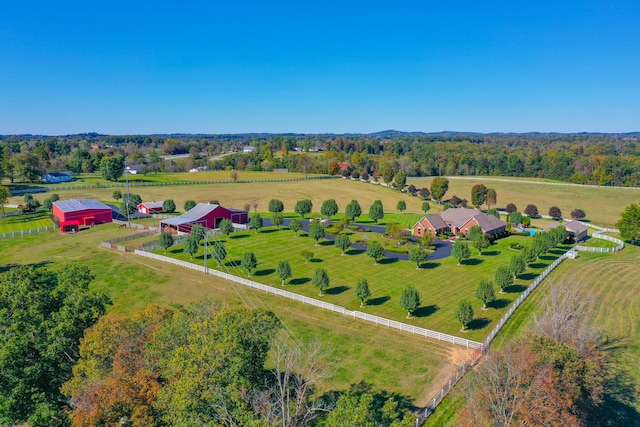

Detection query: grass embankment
(156, 224), (569, 342)
(0, 224), (461, 405)
(0, 211), (54, 234)
(408, 176), (639, 228)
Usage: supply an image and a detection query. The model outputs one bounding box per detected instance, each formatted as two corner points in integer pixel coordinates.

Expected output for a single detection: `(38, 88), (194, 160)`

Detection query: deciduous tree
(294, 199), (313, 218)
(409, 245), (428, 269)
(335, 233), (352, 255)
(159, 232), (174, 253)
(495, 266), (513, 292)
(455, 300), (474, 331)
(505, 203), (518, 214)
(184, 199), (197, 211)
(471, 184), (488, 208)
(616, 203), (640, 243)
(549, 206), (562, 220)
(219, 218), (234, 237)
(301, 249), (314, 263)
(312, 268), (330, 295)
(242, 251), (258, 276)
(276, 260), (292, 285)
(524, 204), (539, 218)
(570, 208), (586, 220)
(320, 199), (338, 222)
(421, 201), (430, 214)
(509, 254), (526, 278)
(396, 200), (406, 213)
(355, 278), (371, 307)
(394, 170), (407, 189)
(268, 198), (284, 213)
(112, 190), (122, 201)
(345, 199), (362, 221)
(309, 222), (325, 245)
(400, 285), (421, 317)
(476, 280), (496, 309)
(368, 200), (384, 224)
(486, 188), (497, 208)
(211, 241), (227, 265)
(272, 212), (284, 229)
(289, 218), (303, 236)
(430, 177), (449, 203)
(366, 241), (385, 264)
(473, 234), (491, 255)
(163, 199), (176, 213)
(452, 240), (471, 265)
(184, 235), (199, 259)
(100, 155), (125, 181)
(250, 212), (263, 232)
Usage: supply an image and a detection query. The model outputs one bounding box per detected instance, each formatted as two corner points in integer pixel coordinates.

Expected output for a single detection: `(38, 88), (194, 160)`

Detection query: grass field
(155, 224), (570, 342)
(408, 176), (640, 228)
(10, 177), (428, 220)
(425, 244), (640, 425)
(0, 211), (54, 234)
(0, 224), (464, 406)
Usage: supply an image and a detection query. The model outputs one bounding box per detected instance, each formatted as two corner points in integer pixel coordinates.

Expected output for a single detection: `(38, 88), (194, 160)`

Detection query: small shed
(137, 201), (164, 214)
(53, 199), (113, 227)
(565, 221), (588, 241)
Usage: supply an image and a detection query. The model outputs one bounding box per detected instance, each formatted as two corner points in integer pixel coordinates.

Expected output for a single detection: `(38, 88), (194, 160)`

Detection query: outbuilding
(53, 199), (113, 227)
(564, 220), (588, 241)
(43, 172), (73, 184)
(160, 203), (248, 233)
(137, 201), (165, 214)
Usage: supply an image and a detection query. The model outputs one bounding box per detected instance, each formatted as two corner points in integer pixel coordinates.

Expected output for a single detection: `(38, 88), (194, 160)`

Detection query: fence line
(0, 225), (56, 239)
(443, 176), (640, 191)
(13, 175), (339, 195)
(575, 233), (624, 253)
(132, 249), (482, 349)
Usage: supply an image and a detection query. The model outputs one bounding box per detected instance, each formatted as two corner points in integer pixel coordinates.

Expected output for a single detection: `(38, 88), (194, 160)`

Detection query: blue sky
(1, 1), (639, 134)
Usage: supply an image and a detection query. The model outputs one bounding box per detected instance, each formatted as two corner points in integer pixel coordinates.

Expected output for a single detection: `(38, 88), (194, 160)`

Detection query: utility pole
(125, 168), (131, 226)
(203, 227), (208, 274)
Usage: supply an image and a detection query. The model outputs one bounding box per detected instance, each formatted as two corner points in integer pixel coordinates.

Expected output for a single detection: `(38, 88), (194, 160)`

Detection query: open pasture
(408, 176), (640, 228)
(11, 177), (426, 219)
(159, 225), (570, 342)
(0, 211), (54, 234)
(0, 224), (463, 405)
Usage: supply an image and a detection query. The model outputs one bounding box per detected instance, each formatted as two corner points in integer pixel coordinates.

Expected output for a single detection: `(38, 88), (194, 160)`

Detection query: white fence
(575, 233), (624, 253)
(133, 250), (482, 349)
(0, 225), (55, 239)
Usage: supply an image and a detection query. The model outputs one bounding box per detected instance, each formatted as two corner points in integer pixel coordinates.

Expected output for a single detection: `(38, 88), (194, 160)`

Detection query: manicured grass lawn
(158, 225), (570, 342)
(0, 224), (462, 405)
(0, 210), (54, 234)
(578, 236), (620, 248)
(408, 176), (638, 228)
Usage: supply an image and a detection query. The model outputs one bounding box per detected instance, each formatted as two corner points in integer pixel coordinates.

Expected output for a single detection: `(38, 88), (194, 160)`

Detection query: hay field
(408, 176), (640, 228)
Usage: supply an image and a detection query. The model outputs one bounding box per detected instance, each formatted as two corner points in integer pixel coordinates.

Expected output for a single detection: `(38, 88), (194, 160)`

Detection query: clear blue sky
(1, 1), (639, 135)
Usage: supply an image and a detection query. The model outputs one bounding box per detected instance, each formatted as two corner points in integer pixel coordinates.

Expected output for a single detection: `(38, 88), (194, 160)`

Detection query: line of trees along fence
(133, 249), (482, 349)
(0, 225), (55, 239)
(444, 175), (640, 191)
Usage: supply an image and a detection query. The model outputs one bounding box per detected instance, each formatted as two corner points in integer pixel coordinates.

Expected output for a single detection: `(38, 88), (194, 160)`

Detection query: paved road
(262, 218), (452, 261)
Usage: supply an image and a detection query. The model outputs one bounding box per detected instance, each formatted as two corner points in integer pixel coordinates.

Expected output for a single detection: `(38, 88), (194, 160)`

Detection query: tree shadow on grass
(288, 277), (311, 286)
(528, 262), (546, 269)
(507, 284), (527, 293)
(258, 229), (278, 234)
(489, 298), (510, 309)
(366, 296), (391, 306)
(463, 258), (484, 266)
(253, 268), (275, 277)
(346, 248), (365, 256)
(230, 234), (250, 239)
(325, 285), (350, 295)
(413, 304), (439, 317)
(0, 261), (52, 274)
(420, 262), (441, 270)
(224, 260), (241, 268)
(468, 317), (491, 331)
(319, 240), (333, 246)
(310, 258), (323, 263)
(519, 272), (539, 281)
(378, 257), (398, 265)
(481, 250), (500, 256)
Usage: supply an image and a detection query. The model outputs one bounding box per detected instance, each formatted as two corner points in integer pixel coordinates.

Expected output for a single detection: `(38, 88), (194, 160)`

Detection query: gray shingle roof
(53, 199), (111, 213)
(471, 213), (506, 233)
(440, 208), (482, 228)
(565, 220), (588, 234)
(423, 214), (447, 230)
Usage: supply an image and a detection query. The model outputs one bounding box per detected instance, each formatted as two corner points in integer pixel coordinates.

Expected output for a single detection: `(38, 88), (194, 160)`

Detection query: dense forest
(1, 132), (639, 186)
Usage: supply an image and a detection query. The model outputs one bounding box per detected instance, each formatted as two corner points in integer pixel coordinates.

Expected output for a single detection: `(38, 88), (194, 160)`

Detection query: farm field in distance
(409, 176), (640, 228)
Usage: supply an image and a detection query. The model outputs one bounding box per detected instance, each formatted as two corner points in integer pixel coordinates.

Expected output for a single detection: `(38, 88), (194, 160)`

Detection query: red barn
(53, 199), (113, 228)
(137, 201), (164, 214)
(160, 203), (248, 233)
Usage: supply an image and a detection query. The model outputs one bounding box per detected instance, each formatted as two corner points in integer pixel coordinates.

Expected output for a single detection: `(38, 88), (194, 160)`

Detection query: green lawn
(157, 225), (570, 342)
(0, 224), (463, 405)
(0, 210), (54, 234)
